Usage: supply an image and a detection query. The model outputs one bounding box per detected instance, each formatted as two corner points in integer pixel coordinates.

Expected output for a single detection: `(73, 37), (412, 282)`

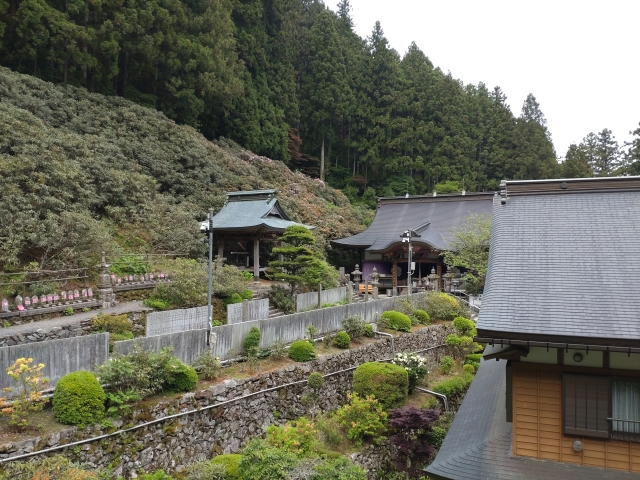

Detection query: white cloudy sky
(328, 0), (640, 159)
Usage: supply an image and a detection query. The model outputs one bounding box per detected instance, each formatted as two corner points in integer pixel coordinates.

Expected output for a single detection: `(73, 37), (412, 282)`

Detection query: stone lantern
(370, 266), (380, 286)
(443, 268), (454, 293)
(428, 267), (440, 292)
(352, 264), (362, 284)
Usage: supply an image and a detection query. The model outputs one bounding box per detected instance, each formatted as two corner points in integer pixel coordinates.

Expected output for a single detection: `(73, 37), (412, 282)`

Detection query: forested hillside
(0, 67), (369, 270)
(0, 0), (562, 197)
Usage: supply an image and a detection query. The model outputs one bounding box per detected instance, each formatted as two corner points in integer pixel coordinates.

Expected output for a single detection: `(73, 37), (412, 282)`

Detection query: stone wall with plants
(0, 325), (450, 478)
(0, 311), (147, 348)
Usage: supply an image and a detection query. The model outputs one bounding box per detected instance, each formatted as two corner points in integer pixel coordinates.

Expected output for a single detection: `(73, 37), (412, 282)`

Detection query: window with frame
(563, 374), (640, 442)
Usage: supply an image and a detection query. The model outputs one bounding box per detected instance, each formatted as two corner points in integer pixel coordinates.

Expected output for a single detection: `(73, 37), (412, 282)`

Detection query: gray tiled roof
(425, 359), (640, 479)
(332, 194), (493, 251)
(477, 190), (640, 343)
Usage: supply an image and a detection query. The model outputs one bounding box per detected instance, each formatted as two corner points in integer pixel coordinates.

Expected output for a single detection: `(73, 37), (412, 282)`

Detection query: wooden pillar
(253, 239), (260, 282)
(437, 261), (443, 292)
(392, 262), (398, 288)
(217, 240), (224, 260)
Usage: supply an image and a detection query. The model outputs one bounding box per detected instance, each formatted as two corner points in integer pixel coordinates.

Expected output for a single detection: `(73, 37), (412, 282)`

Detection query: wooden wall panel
(512, 362), (639, 473)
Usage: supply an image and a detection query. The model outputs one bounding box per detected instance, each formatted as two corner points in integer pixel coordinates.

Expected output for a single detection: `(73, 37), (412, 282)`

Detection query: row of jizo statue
(2, 289), (94, 313)
(109, 272), (169, 285)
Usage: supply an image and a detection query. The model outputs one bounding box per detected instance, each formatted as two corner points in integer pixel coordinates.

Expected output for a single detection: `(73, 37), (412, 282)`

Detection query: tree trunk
(320, 136), (325, 181)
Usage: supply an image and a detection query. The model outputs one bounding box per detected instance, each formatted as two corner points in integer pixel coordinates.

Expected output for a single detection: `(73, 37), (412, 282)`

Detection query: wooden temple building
(332, 192), (494, 291)
(200, 190), (313, 280)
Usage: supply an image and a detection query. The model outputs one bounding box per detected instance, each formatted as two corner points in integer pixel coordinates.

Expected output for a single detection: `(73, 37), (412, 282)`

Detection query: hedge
(289, 340), (316, 362)
(164, 358), (198, 392)
(352, 362), (408, 410)
(380, 311), (411, 332)
(53, 371), (106, 426)
(333, 331), (350, 349)
(431, 373), (474, 399)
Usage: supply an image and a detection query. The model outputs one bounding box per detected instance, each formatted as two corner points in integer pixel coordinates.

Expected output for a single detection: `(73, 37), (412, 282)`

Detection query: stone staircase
(268, 305), (284, 319)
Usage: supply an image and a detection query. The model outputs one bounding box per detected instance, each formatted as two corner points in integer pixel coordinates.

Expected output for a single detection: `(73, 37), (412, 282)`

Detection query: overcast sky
(328, 0), (640, 159)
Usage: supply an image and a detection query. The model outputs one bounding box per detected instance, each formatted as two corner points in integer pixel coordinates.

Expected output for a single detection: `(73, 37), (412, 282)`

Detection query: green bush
(191, 350), (221, 380)
(428, 426), (447, 449)
(312, 455), (367, 479)
(92, 313), (131, 334)
(425, 292), (463, 321)
(288, 340), (316, 362)
(412, 309), (430, 324)
(53, 371), (106, 426)
(164, 358), (198, 392)
(431, 373), (474, 398)
(336, 392), (388, 446)
(143, 297), (171, 311)
(463, 364), (475, 374)
(151, 258), (208, 308)
(268, 285), (295, 314)
(364, 324), (374, 337)
(308, 372), (324, 390)
(453, 317), (476, 335)
(333, 331), (350, 349)
(341, 315), (367, 341)
(352, 362), (408, 410)
(184, 460), (226, 480)
(224, 292), (243, 306)
(211, 454), (242, 479)
(316, 414), (343, 448)
(238, 438), (299, 480)
(139, 471), (173, 480)
(380, 311), (412, 332)
(440, 356), (455, 374)
(240, 289), (253, 300)
(243, 327), (261, 354)
(464, 353), (482, 373)
(266, 417), (317, 456)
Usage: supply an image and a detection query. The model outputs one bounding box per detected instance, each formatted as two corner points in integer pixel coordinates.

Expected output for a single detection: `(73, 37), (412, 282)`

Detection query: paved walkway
(0, 301), (150, 336)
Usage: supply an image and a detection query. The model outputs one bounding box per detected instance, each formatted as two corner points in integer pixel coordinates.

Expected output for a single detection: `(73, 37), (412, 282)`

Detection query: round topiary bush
(412, 309), (430, 324)
(352, 362), (408, 410)
(243, 327), (261, 354)
(380, 311), (412, 332)
(333, 331), (351, 349)
(224, 293), (243, 306)
(240, 289), (253, 300)
(211, 454), (242, 479)
(288, 340), (316, 362)
(53, 370), (106, 426)
(364, 324), (374, 337)
(164, 358), (198, 392)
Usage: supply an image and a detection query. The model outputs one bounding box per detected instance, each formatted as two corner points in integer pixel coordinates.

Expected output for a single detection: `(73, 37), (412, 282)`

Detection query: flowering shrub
(0, 357), (49, 430)
(392, 353), (429, 393)
(266, 417), (317, 456)
(335, 392), (388, 446)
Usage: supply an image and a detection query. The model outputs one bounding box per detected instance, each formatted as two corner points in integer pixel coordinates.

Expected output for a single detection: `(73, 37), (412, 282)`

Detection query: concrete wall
(113, 329), (208, 365)
(296, 287), (346, 312)
(146, 306), (209, 337)
(227, 299), (269, 324)
(0, 334), (109, 394)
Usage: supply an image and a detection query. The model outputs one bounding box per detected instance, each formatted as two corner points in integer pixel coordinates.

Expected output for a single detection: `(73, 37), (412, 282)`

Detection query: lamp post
(200, 209), (214, 343)
(400, 229), (420, 296)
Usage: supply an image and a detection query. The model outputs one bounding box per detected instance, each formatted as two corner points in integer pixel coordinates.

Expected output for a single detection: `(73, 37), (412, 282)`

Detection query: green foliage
(149, 259), (207, 309)
(315, 414), (343, 448)
(431, 373), (474, 399)
(412, 309), (430, 325)
(268, 285), (295, 315)
(138, 471), (173, 480)
(335, 392), (388, 446)
(53, 371), (106, 426)
(434, 181), (461, 194)
(93, 313), (133, 351)
(440, 356), (455, 374)
(443, 214), (492, 295)
(164, 359), (198, 393)
(240, 289), (253, 300)
(266, 417), (317, 456)
(243, 327), (261, 354)
(223, 293), (243, 306)
(64, 307), (74, 316)
(191, 350), (221, 380)
(392, 353), (428, 393)
(364, 324), (374, 338)
(212, 264), (251, 299)
(341, 315), (367, 341)
(238, 438), (299, 480)
(453, 317), (476, 336)
(463, 364), (476, 374)
(380, 311), (412, 332)
(288, 340), (316, 362)
(428, 426), (447, 449)
(306, 456), (366, 479)
(210, 454), (242, 479)
(352, 362), (408, 410)
(143, 298), (171, 311)
(425, 293), (464, 321)
(109, 256), (149, 276)
(105, 390), (141, 418)
(333, 331), (351, 349)
(269, 339), (288, 360)
(464, 353), (482, 372)
(184, 460), (226, 480)
(308, 372), (324, 391)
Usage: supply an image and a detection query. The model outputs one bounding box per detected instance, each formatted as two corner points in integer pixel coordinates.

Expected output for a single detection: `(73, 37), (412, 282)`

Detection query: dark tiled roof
(200, 191), (313, 232)
(425, 359), (640, 479)
(332, 193), (493, 251)
(477, 183), (640, 344)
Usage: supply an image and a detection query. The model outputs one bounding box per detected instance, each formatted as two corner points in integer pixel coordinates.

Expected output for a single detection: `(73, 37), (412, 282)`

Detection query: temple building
(200, 190), (313, 280)
(332, 192), (493, 291)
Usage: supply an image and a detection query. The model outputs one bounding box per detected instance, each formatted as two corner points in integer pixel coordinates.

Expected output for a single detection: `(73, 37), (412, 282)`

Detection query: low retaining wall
(296, 286), (346, 312)
(0, 325), (450, 478)
(227, 298), (269, 324)
(113, 329), (208, 365)
(146, 306), (209, 337)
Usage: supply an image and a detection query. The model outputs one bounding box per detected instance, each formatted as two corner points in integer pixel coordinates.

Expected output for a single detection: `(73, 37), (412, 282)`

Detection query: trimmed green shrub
(364, 324), (374, 337)
(453, 316), (476, 335)
(288, 340), (316, 362)
(352, 362), (408, 410)
(431, 373), (474, 398)
(463, 364), (475, 374)
(238, 438), (299, 480)
(412, 309), (430, 324)
(440, 356), (455, 374)
(164, 358), (198, 392)
(333, 331), (351, 349)
(425, 292), (463, 321)
(223, 293), (243, 306)
(308, 372), (324, 390)
(465, 353), (482, 372)
(240, 289), (253, 300)
(243, 327), (261, 354)
(380, 311), (411, 332)
(211, 454), (242, 479)
(53, 371), (106, 426)
(341, 315), (367, 340)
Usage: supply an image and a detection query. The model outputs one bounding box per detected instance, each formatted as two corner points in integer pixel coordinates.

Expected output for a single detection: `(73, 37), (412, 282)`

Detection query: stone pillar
(97, 251), (116, 308)
(217, 240), (224, 261)
(392, 286), (397, 297)
(370, 266), (380, 300)
(253, 239), (260, 283)
(242, 299), (249, 322)
(347, 282), (353, 304)
(436, 262), (443, 292)
(364, 280), (369, 302)
(317, 284), (323, 309)
(444, 269), (454, 294)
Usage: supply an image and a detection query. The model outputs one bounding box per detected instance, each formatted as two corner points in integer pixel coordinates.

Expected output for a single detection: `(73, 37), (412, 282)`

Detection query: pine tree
(562, 144), (592, 178)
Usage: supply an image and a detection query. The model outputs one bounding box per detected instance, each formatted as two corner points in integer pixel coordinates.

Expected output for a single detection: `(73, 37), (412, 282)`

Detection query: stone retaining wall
(0, 325), (450, 479)
(0, 311), (147, 347)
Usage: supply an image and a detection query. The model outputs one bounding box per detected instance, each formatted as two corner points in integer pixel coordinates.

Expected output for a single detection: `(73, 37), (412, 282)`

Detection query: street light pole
(207, 208), (214, 341)
(407, 238), (412, 297)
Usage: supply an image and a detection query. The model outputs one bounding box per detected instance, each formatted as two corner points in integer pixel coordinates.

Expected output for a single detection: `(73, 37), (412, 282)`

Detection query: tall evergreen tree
(562, 144), (592, 178)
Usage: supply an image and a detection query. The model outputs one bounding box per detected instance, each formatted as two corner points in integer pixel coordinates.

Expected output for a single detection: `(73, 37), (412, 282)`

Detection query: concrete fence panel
(0, 334), (109, 394)
(226, 303), (243, 325)
(295, 287), (346, 312)
(146, 306), (209, 337)
(227, 298), (270, 324)
(114, 329), (208, 365)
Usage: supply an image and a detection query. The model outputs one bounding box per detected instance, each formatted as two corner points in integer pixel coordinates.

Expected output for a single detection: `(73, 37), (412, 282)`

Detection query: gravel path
(0, 301), (151, 336)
